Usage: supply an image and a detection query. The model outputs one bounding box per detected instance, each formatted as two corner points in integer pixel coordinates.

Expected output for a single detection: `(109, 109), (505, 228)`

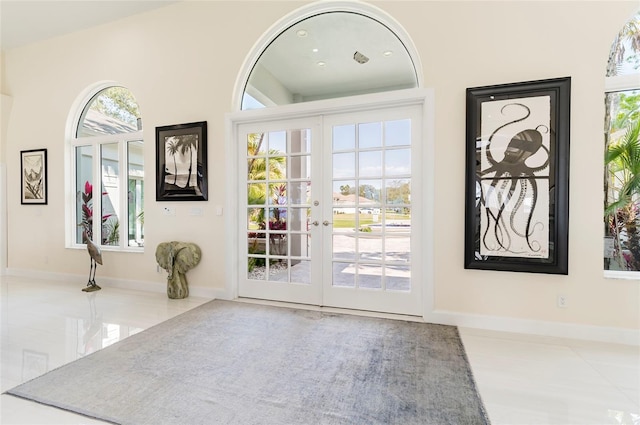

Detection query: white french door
(236, 97), (425, 316)
(239, 117), (323, 306)
(322, 106), (422, 315)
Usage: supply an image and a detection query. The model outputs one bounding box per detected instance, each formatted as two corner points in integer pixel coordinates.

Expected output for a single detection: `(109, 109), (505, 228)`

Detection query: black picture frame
(20, 148), (47, 205)
(464, 77), (571, 274)
(156, 121), (208, 201)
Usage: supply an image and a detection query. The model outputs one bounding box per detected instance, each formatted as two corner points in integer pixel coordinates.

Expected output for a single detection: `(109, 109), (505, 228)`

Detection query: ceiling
(0, 1), (178, 51)
(1, 2), (419, 108)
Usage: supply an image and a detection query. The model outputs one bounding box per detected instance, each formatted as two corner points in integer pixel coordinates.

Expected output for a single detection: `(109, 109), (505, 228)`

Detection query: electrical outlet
(557, 295), (568, 308)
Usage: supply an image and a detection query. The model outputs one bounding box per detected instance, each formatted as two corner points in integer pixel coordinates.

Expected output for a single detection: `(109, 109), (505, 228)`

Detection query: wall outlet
(557, 295), (568, 308)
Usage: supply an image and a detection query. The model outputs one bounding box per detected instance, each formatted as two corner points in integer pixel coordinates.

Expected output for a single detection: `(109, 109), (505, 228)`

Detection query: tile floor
(0, 275), (638, 424)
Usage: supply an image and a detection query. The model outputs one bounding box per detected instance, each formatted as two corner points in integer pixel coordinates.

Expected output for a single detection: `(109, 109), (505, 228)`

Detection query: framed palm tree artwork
(20, 148), (47, 205)
(156, 121), (208, 201)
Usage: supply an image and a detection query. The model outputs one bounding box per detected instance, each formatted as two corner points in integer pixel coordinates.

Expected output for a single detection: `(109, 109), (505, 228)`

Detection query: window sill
(604, 270), (640, 281)
(67, 244), (144, 254)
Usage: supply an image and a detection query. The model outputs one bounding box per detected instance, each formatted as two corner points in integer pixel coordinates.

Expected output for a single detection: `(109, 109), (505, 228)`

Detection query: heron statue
(82, 230), (102, 292)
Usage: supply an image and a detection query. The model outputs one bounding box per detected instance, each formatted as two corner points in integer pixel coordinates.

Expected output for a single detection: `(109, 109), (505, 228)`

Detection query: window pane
(76, 145), (93, 244)
(127, 141), (144, 247)
(77, 87), (141, 137)
(605, 89), (640, 271)
(607, 13), (640, 77)
(101, 143), (119, 246)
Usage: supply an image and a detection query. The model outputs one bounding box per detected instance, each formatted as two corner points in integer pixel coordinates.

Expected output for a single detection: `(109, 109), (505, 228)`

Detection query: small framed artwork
(156, 121), (208, 201)
(20, 148), (48, 205)
(464, 77), (571, 274)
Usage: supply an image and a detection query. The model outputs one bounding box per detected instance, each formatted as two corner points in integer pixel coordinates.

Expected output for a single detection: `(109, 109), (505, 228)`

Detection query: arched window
(69, 85), (144, 250)
(604, 12), (640, 275)
(237, 4), (421, 111)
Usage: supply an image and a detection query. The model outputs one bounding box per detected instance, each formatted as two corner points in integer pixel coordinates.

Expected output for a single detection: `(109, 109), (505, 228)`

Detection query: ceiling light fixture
(353, 51), (369, 64)
(383, 50), (393, 57)
(296, 29), (308, 37)
(316, 61), (326, 67)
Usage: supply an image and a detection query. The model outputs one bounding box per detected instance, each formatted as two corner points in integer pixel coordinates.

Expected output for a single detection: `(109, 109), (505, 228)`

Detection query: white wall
(1, 1), (638, 334)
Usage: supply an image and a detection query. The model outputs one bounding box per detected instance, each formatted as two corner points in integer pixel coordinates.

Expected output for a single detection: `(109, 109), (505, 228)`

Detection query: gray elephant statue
(155, 242), (202, 299)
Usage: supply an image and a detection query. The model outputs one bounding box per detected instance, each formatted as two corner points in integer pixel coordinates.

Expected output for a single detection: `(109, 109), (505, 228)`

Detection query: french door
(238, 103), (423, 316)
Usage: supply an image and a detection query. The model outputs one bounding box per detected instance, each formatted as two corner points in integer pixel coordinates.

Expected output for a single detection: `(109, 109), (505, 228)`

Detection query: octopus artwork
(477, 97), (551, 259)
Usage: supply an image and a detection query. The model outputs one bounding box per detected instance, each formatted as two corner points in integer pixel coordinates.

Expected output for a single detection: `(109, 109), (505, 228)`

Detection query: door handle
(323, 220), (332, 226)
(311, 220), (319, 226)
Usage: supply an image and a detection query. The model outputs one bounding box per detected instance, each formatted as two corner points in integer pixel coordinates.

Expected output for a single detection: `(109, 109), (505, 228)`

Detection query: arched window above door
(239, 3), (421, 110)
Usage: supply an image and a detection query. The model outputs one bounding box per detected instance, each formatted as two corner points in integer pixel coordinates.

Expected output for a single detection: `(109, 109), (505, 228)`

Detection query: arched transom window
(70, 86), (144, 250)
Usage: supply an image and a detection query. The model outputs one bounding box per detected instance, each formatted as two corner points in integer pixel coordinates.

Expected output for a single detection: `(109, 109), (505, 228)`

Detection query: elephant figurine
(155, 242), (201, 299)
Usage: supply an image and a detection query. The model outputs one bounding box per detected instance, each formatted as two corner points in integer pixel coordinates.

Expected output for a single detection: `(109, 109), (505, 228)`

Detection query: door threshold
(234, 297), (424, 323)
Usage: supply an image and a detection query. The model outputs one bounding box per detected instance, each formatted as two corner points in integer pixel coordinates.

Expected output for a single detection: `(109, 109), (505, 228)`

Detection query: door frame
(225, 88), (435, 319)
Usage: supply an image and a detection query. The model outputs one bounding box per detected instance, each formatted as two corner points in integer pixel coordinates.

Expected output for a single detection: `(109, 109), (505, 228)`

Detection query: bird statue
(82, 230), (102, 292)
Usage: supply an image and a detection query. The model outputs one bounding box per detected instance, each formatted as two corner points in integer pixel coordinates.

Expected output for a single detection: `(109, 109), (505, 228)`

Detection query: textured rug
(6, 300), (490, 425)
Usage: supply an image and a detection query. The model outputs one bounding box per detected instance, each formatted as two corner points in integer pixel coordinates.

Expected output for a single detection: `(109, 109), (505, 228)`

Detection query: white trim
(231, 0), (424, 112)
(604, 270), (640, 280)
(8, 266), (635, 346)
(0, 164), (6, 276)
(5, 268), (221, 300)
(426, 309), (640, 347)
(604, 74), (640, 92)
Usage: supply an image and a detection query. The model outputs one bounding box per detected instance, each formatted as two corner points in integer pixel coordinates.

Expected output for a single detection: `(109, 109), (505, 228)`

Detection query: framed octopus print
(464, 77), (571, 274)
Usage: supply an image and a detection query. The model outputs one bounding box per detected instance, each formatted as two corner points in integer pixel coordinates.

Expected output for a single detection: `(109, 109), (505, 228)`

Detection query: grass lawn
(332, 213), (410, 228)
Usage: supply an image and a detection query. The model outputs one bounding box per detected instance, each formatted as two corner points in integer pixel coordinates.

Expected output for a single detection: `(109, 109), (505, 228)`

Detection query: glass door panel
(323, 107), (421, 315)
(240, 118), (321, 305)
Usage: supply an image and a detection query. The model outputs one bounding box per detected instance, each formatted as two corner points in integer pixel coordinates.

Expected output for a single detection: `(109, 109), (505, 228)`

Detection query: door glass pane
(357, 264), (382, 289)
(358, 122), (382, 148)
(290, 129), (311, 154)
(333, 262), (355, 288)
(333, 234), (356, 261)
(290, 259), (311, 284)
(385, 149), (411, 176)
(76, 145), (93, 244)
(101, 143), (119, 246)
(385, 265), (410, 291)
(289, 182), (310, 204)
(333, 124), (355, 150)
(333, 153), (355, 178)
(246, 128), (311, 284)
(385, 119), (411, 147)
(331, 119), (412, 293)
(269, 131), (287, 153)
(359, 151), (382, 177)
(247, 132), (266, 156)
(127, 141), (144, 247)
(386, 179), (410, 205)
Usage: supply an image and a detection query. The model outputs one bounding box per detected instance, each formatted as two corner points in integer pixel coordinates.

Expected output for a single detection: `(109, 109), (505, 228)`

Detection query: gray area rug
(6, 300), (490, 425)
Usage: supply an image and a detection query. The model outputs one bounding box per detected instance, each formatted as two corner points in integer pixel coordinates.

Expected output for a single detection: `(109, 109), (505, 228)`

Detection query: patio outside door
(237, 104), (423, 316)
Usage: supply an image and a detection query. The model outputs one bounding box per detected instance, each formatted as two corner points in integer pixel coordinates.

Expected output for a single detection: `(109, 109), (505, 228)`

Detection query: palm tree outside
(605, 11), (640, 270)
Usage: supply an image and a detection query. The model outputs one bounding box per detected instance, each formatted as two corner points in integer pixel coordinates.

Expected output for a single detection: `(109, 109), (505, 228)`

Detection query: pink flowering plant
(79, 181), (118, 244)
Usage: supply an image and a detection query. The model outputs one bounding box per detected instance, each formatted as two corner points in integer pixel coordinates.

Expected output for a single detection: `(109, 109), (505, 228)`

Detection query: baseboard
(426, 309), (640, 346)
(4, 268), (637, 345)
(5, 268), (222, 299)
